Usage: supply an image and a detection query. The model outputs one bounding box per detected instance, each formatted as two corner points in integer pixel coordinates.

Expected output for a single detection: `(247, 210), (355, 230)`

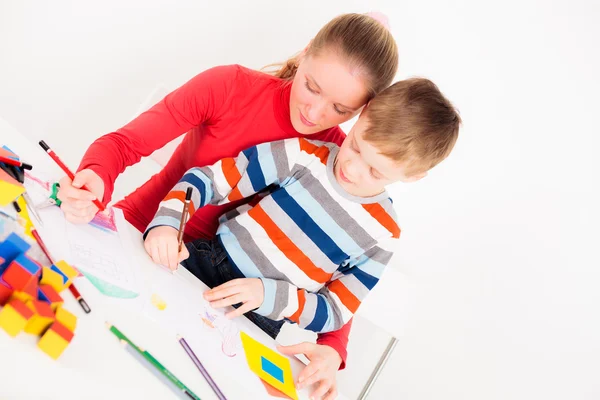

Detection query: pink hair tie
(366, 11), (391, 30)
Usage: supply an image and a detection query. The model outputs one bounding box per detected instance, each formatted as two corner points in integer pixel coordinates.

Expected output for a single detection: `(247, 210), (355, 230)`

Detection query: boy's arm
(253, 241), (396, 334)
(144, 139), (298, 236)
(316, 318), (353, 370)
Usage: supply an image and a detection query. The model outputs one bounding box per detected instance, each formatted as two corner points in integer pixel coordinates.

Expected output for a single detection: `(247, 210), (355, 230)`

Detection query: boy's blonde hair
(363, 78), (461, 175)
(265, 13), (398, 98)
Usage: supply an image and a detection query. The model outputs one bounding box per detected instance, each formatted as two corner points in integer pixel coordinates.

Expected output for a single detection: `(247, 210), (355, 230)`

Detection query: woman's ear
(299, 39), (313, 58)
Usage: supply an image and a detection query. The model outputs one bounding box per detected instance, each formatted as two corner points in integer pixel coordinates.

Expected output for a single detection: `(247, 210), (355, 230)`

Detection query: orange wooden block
(0, 299), (34, 337)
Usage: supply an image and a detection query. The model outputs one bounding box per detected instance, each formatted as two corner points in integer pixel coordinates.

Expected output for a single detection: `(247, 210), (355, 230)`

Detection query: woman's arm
(78, 65), (240, 204)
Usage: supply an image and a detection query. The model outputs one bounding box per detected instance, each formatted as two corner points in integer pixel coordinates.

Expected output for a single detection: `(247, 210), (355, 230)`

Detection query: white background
(1, 1), (599, 399)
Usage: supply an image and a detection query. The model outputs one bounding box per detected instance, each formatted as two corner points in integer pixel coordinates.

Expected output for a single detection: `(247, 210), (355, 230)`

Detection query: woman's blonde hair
(265, 13), (399, 98)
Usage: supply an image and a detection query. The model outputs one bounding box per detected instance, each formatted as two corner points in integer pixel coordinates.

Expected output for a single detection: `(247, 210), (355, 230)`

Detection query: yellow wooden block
(37, 322), (74, 360)
(24, 300), (55, 336)
(10, 290), (35, 303)
(40, 267), (65, 292)
(0, 170), (24, 207)
(52, 260), (78, 288)
(0, 299), (34, 337)
(55, 306), (77, 332)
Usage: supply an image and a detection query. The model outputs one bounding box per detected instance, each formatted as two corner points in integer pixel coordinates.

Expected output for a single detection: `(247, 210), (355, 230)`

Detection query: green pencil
(106, 322), (201, 400)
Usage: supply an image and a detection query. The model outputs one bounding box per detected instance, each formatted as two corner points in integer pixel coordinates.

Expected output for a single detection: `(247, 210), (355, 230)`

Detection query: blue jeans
(181, 237), (284, 339)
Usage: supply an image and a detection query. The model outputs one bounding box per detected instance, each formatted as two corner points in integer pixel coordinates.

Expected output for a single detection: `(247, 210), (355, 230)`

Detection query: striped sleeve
(254, 238), (397, 333)
(144, 139), (299, 236)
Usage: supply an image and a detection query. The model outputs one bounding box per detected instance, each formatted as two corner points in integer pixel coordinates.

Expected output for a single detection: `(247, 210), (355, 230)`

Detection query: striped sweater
(146, 138), (400, 333)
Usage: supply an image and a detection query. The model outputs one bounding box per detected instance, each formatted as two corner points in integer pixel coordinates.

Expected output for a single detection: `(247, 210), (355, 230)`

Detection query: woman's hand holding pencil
(57, 169), (105, 224)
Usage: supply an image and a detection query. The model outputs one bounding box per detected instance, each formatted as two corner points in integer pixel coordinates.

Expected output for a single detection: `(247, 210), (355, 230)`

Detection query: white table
(0, 117), (316, 400)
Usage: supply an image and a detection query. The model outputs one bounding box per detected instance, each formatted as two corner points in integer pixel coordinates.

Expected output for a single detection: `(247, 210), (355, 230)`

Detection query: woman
(58, 13), (398, 400)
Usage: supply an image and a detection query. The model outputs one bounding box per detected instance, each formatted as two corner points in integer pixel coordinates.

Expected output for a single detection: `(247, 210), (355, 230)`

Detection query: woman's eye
(333, 105), (348, 115)
(305, 81), (317, 94)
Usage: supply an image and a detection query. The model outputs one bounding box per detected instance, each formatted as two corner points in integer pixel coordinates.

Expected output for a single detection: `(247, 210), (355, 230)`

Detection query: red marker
(0, 154), (32, 170)
(31, 229), (91, 314)
(38, 140), (105, 212)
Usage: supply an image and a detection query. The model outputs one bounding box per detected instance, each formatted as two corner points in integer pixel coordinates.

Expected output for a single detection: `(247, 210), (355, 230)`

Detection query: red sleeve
(316, 318), (352, 370)
(78, 65), (241, 204)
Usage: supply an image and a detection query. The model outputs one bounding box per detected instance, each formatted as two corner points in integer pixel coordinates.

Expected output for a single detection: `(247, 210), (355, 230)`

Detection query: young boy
(144, 78), (460, 336)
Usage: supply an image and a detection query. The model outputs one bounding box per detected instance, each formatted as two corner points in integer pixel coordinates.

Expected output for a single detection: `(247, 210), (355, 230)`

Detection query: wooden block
(54, 306), (77, 332)
(10, 290), (35, 303)
(0, 233), (30, 273)
(0, 279), (13, 306)
(38, 284), (63, 311)
(40, 267), (65, 292)
(51, 261), (78, 288)
(9, 274), (37, 303)
(24, 300), (55, 335)
(0, 299), (34, 337)
(37, 321), (74, 360)
(2, 258), (37, 292)
(0, 169), (24, 207)
(2, 263), (34, 291)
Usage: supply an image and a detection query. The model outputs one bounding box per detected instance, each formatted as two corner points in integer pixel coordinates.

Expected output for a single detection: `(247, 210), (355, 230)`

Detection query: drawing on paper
(23, 171), (118, 234)
(24, 171), (50, 191)
(151, 293), (168, 310)
(200, 306), (242, 357)
(89, 208), (118, 234)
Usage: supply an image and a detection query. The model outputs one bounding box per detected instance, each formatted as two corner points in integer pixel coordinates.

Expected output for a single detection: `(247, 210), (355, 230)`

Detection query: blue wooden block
(261, 356), (284, 383)
(38, 287), (49, 302)
(0, 233), (30, 272)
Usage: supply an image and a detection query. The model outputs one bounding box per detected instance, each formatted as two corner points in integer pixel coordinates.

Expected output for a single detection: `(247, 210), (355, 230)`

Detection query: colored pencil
(38, 140), (105, 211)
(0, 154), (32, 170)
(22, 191), (44, 226)
(31, 228), (91, 314)
(121, 340), (196, 399)
(106, 323), (201, 400)
(177, 187), (193, 252)
(177, 334), (227, 400)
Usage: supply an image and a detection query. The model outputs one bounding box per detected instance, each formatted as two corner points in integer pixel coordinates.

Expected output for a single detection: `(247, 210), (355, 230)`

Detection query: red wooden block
(38, 284), (63, 310)
(28, 300), (54, 319)
(49, 320), (74, 343)
(0, 280), (12, 306)
(9, 299), (35, 320)
(2, 262), (36, 291)
(24, 278), (38, 298)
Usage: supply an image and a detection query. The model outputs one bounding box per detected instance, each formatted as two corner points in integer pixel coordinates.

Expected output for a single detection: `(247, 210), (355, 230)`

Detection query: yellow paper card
(240, 331), (298, 400)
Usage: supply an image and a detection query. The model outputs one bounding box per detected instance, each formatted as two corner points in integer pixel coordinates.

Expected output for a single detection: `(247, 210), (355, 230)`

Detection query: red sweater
(79, 64), (351, 367)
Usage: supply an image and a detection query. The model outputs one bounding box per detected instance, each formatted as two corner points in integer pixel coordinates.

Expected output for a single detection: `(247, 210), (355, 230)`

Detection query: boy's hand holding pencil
(144, 226), (190, 271)
(144, 187), (193, 271)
